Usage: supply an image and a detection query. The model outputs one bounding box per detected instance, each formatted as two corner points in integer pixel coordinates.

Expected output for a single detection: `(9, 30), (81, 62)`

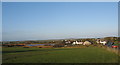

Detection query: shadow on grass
(2, 48), (72, 54)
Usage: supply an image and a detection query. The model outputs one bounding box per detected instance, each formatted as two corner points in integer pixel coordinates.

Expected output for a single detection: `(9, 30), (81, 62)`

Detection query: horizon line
(2, 36), (119, 42)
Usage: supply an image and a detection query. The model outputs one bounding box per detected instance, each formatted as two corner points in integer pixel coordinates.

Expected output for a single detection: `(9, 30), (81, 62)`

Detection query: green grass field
(2, 46), (119, 63)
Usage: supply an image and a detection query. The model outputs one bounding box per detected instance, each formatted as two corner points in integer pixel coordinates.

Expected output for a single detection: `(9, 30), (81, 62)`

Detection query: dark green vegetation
(2, 46), (119, 63)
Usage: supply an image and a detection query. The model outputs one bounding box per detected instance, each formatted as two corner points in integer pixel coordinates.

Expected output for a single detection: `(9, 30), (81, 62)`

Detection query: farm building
(83, 41), (91, 45)
(72, 41), (91, 45)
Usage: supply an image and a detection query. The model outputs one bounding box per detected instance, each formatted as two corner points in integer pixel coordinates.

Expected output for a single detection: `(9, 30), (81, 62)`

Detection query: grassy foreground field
(2, 46), (119, 63)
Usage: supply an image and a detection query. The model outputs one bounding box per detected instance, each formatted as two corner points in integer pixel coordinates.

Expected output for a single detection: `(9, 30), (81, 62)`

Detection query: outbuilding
(83, 41), (91, 45)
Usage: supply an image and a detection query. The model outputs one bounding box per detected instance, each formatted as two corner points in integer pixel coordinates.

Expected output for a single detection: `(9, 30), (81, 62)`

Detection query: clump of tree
(104, 37), (118, 42)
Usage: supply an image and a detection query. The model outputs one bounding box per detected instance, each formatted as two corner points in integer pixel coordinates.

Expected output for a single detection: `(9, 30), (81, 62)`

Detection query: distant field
(2, 46), (119, 63)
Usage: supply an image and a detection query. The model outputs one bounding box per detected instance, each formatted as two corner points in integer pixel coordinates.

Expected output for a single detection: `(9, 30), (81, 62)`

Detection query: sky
(1, 0), (119, 2)
(2, 2), (118, 41)
(0, 2), (1, 41)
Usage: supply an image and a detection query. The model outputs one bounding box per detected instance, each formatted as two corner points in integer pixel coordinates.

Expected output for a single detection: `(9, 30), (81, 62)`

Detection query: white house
(83, 41), (91, 45)
(96, 40), (100, 44)
(100, 41), (107, 45)
(65, 41), (71, 44)
(72, 41), (83, 45)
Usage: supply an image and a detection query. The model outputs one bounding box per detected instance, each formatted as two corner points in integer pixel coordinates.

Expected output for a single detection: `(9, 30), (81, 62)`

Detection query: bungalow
(72, 41), (83, 45)
(100, 41), (107, 45)
(96, 39), (107, 45)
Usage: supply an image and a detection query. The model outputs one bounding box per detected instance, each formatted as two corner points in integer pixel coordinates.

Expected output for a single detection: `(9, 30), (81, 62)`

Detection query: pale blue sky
(0, 2), (2, 41)
(2, 0), (119, 2)
(2, 2), (118, 41)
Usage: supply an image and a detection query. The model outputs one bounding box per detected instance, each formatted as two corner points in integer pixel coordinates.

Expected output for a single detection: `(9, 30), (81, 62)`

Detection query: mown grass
(2, 46), (119, 63)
